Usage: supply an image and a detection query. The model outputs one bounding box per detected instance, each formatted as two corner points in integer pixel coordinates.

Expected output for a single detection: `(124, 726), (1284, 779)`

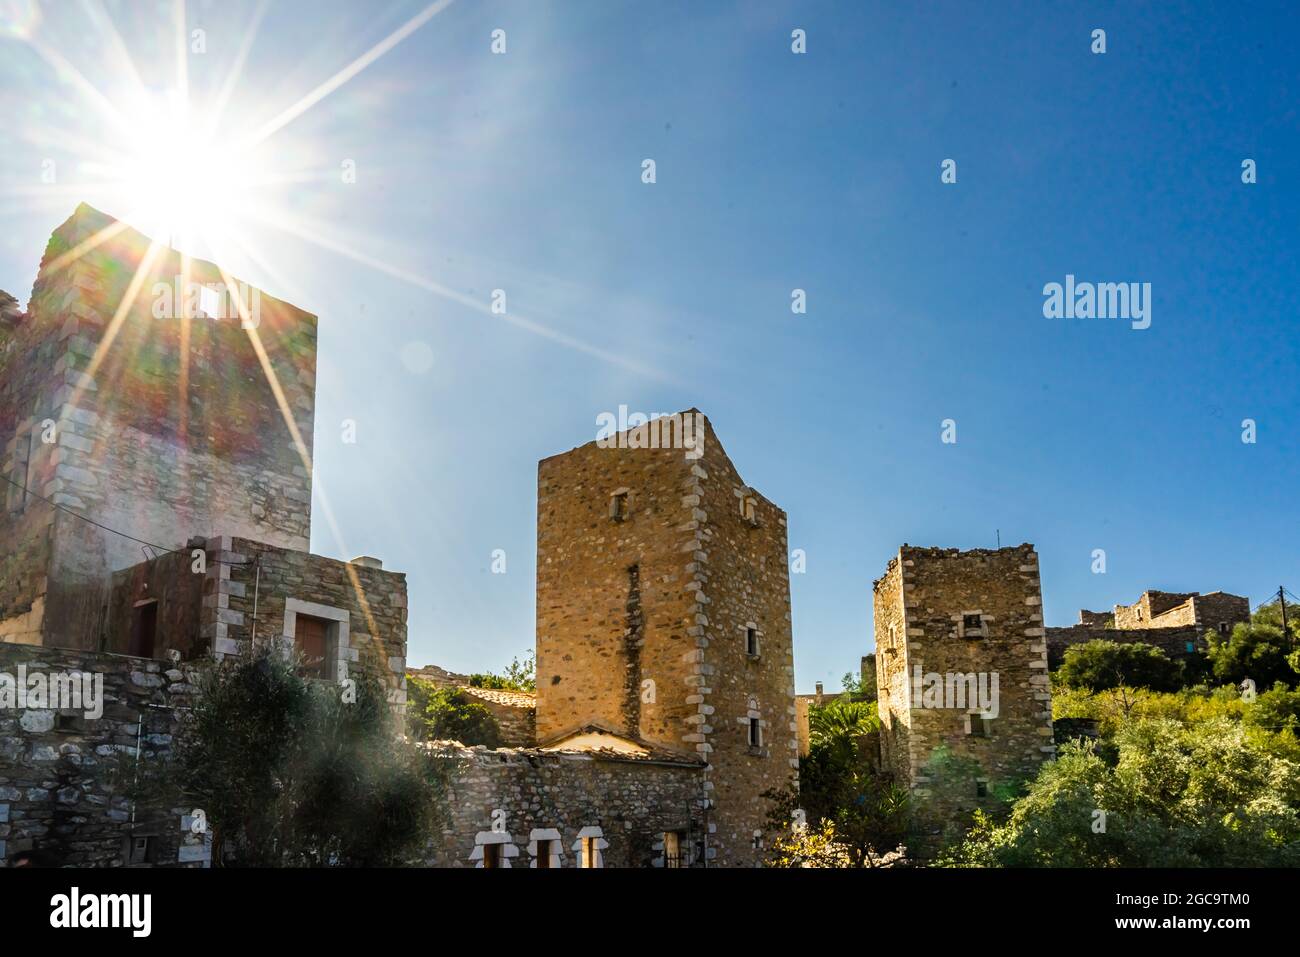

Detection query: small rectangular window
(581, 836), (598, 868)
(1217, 622), (1230, 636)
(745, 627), (759, 656)
(968, 715), (988, 738)
(482, 843), (502, 868)
(975, 781), (988, 798)
(748, 717), (761, 748)
(535, 839), (552, 868)
(610, 491), (628, 522)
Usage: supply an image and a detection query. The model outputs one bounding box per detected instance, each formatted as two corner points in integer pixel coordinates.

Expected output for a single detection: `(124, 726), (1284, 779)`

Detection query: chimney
(815, 680), (823, 704)
(350, 555), (383, 570)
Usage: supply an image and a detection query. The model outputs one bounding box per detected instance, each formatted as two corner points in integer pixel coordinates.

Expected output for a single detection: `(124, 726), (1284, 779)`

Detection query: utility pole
(1280, 587), (1291, 651)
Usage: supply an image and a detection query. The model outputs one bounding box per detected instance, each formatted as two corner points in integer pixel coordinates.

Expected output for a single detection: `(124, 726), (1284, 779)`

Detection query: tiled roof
(460, 685), (536, 709)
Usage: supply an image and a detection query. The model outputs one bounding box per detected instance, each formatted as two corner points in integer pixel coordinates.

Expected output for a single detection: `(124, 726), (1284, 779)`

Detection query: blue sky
(1, 1), (1296, 689)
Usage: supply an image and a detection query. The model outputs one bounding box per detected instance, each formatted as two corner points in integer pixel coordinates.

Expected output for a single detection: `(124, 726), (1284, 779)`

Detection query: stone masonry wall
(535, 422), (700, 746)
(1190, 592), (1251, 634)
(0, 644), (208, 868)
(425, 744), (707, 868)
(1, 205), (318, 652)
(0, 287), (57, 645)
(875, 545), (1054, 823)
(209, 537), (409, 699)
(691, 423), (797, 864)
(1045, 623), (1204, 668)
(873, 554), (910, 782)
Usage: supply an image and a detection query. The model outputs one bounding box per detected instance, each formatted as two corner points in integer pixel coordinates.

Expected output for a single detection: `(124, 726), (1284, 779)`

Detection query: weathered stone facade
(424, 743), (709, 868)
(1, 204), (317, 650)
(1045, 623), (1203, 668)
(1048, 588), (1250, 666)
(1110, 589), (1249, 634)
(874, 545), (1054, 823)
(534, 412), (797, 866)
(0, 644), (208, 868)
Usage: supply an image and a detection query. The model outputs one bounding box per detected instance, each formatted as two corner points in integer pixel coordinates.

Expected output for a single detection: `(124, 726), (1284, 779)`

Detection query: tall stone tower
(873, 544), (1054, 821)
(535, 411), (797, 866)
(0, 204), (317, 648)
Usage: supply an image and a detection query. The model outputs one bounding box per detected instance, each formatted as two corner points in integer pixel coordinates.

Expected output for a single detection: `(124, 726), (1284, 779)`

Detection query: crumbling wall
(425, 744), (706, 868)
(1045, 623), (1204, 668)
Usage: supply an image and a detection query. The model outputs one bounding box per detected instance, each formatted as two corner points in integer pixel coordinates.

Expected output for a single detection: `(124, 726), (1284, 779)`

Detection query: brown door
(129, 601), (157, 658)
(295, 615), (331, 678)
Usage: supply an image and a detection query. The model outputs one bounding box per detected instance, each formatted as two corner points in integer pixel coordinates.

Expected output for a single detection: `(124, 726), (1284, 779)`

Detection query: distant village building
(1046, 588), (1250, 666)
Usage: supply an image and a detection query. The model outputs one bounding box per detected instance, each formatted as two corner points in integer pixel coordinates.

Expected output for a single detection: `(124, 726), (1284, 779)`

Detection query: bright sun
(116, 94), (257, 250)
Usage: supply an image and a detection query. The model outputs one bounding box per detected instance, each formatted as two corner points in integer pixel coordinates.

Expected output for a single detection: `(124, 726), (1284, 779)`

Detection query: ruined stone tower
(873, 544), (1054, 820)
(535, 411), (797, 866)
(0, 204), (317, 648)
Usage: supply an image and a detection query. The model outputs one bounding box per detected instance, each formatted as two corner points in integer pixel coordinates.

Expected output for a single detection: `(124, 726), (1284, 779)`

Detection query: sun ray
(211, 259), (380, 643)
(66, 237), (164, 413)
(238, 204), (674, 382)
(244, 0), (456, 150)
(26, 36), (133, 139)
(80, 0), (148, 103)
(172, 0), (188, 105)
(203, 0), (270, 142)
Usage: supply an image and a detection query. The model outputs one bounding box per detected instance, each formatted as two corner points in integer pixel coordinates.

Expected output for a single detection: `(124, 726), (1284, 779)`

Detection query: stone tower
(535, 411), (797, 866)
(873, 544), (1054, 820)
(0, 204), (317, 648)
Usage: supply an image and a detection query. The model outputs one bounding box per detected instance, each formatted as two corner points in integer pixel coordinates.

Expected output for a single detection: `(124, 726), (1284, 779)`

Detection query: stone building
(533, 411), (798, 866)
(1046, 588), (1250, 666)
(1, 204), (318, 649)
(872, 544), (1054, 821)
(1110, 589), (1249, 635)
(0, 206), (409, 867)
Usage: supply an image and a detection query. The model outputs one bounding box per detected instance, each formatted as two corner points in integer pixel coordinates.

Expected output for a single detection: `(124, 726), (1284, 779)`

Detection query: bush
(407, 678), (502, 747)
(1057, 640), (1184, 693)
(940, 717), (1300, 867)
(168, 644), (452, 866)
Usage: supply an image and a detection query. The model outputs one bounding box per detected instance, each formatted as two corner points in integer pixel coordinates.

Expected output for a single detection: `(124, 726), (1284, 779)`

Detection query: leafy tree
(766, 698), (910, 867)
(840, 658), (877, 702)
(1057, 640), (1183, 693)
(940, 717), (1300, 867)
(408, 680), (502, 747)
(1208, 613), (1298, 691)
(167, 644), (452, 866)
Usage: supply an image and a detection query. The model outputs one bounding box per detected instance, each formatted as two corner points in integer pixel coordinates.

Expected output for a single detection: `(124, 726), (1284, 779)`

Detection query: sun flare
(109, 93), (257, 251)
